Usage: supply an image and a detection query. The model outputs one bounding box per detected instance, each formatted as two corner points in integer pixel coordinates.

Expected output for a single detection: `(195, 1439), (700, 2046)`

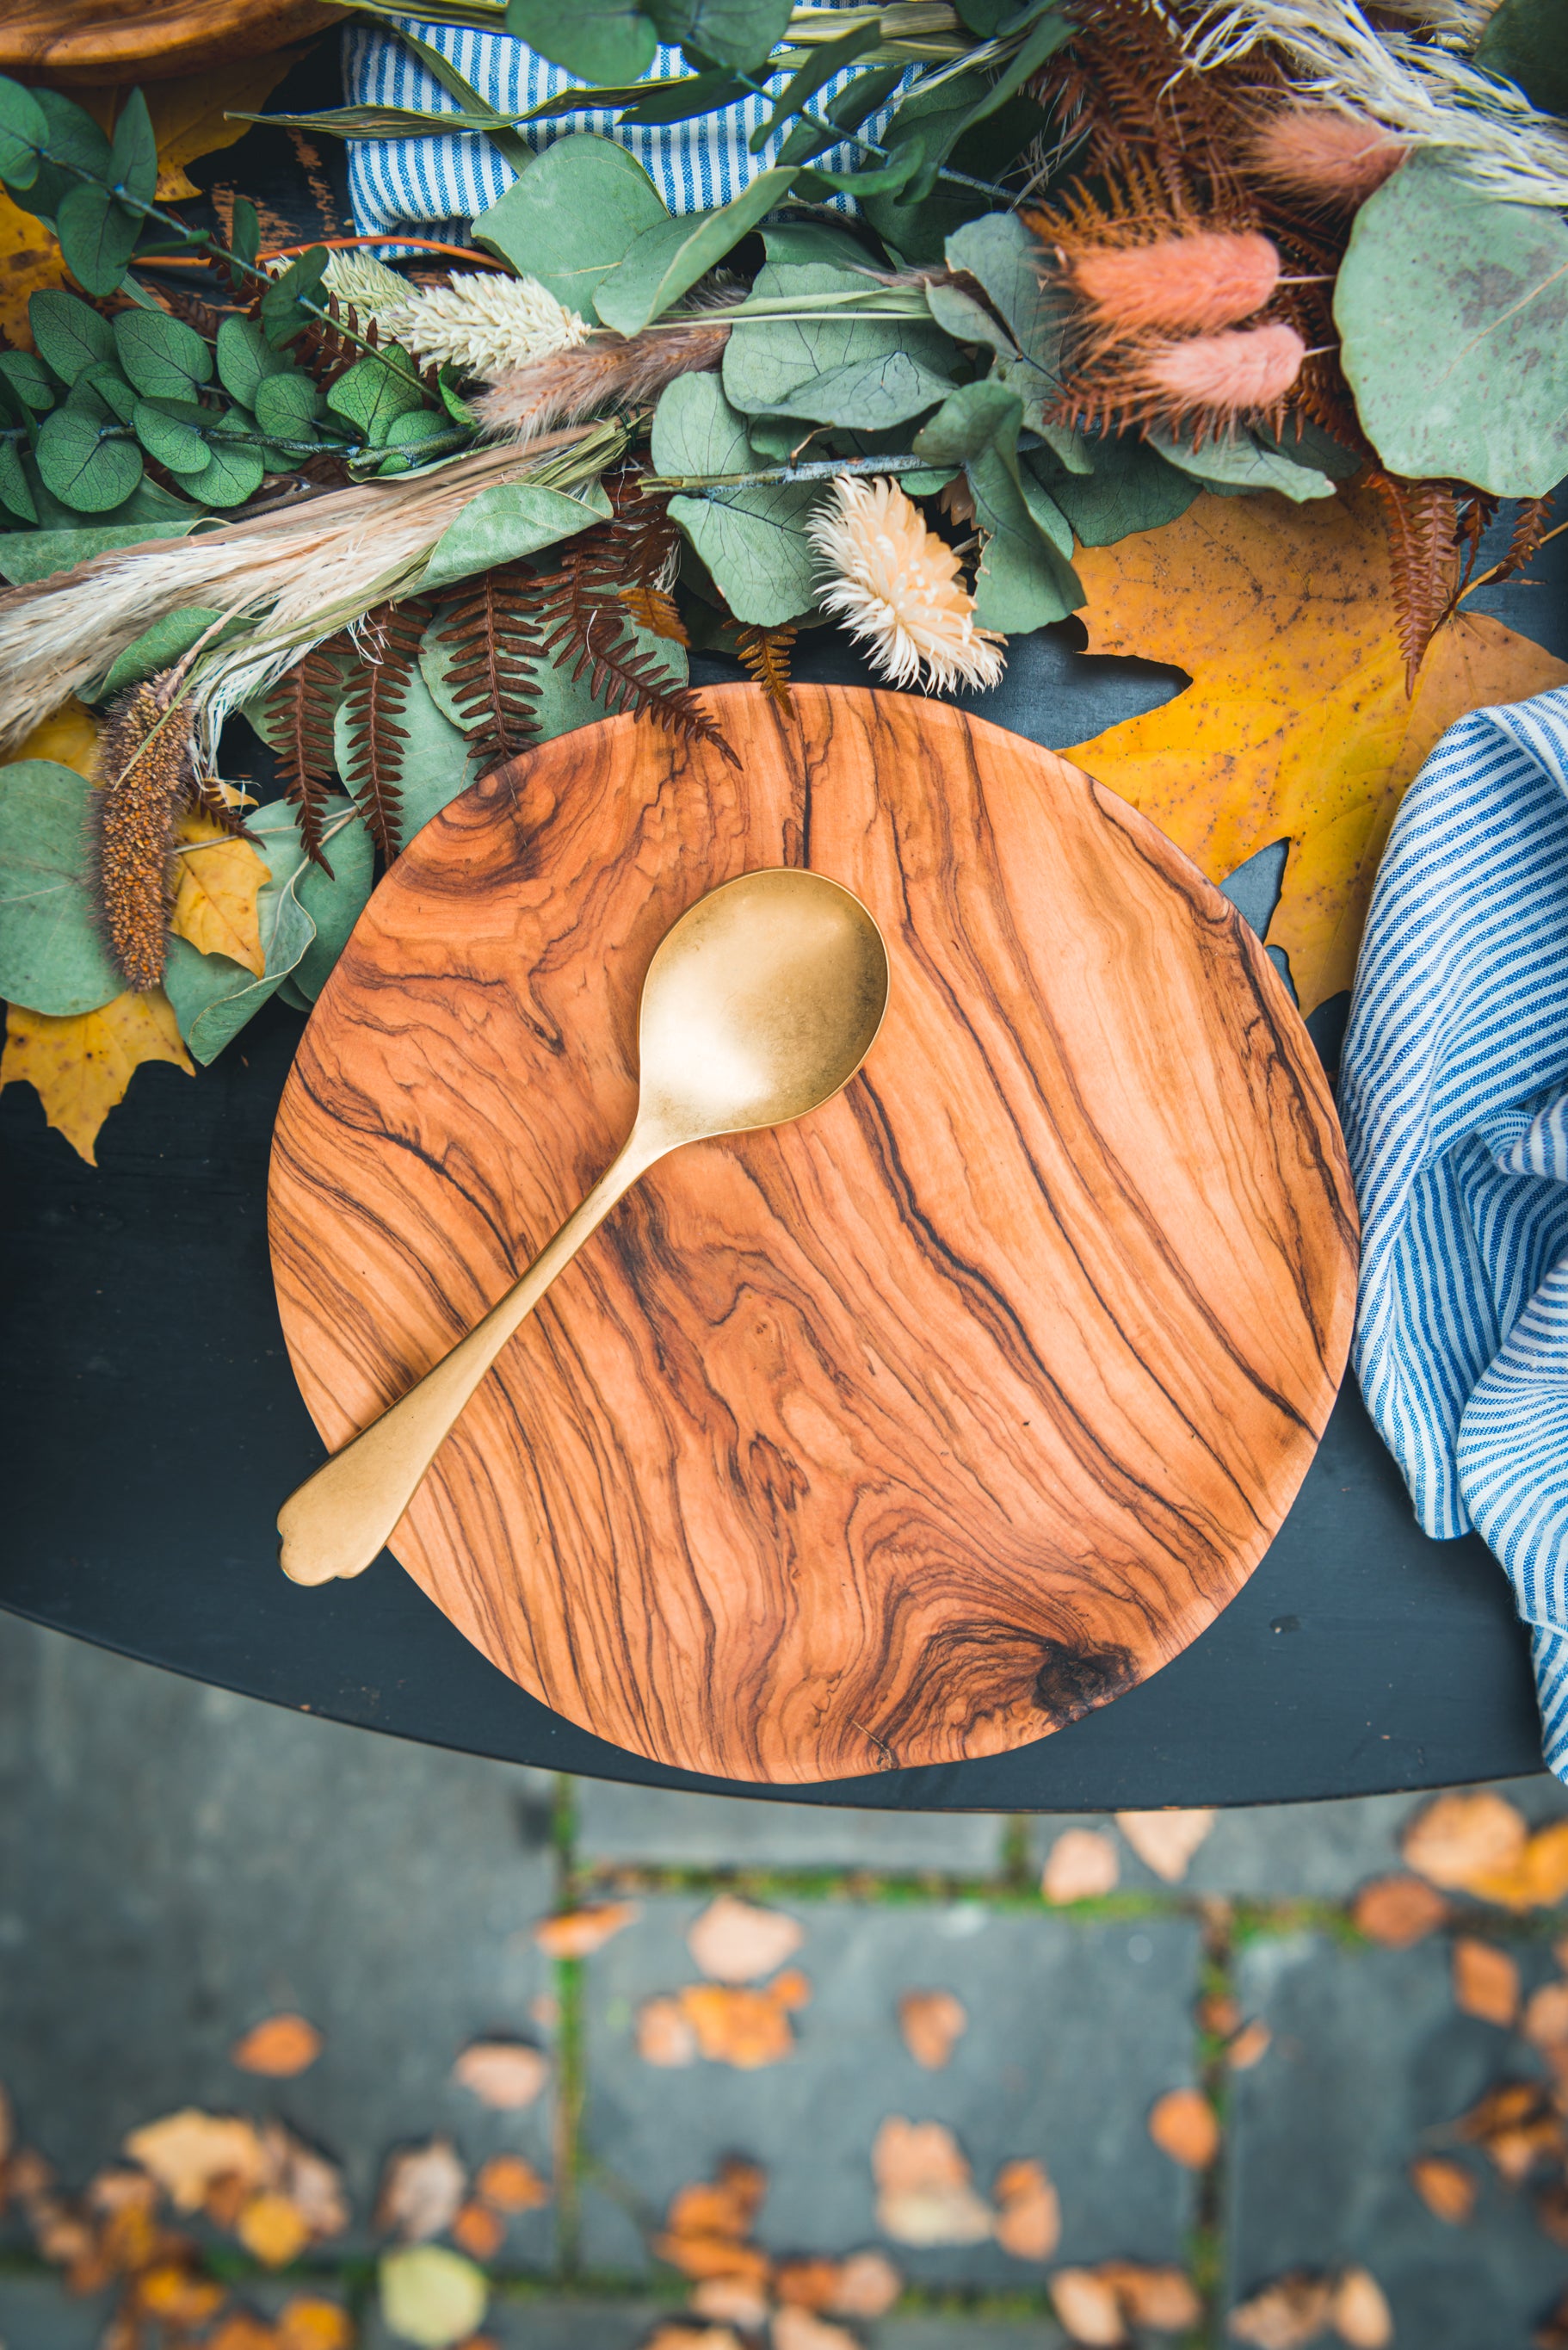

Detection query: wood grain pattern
(1, 0), (341, 83)
(269, 685), (1358, 1784)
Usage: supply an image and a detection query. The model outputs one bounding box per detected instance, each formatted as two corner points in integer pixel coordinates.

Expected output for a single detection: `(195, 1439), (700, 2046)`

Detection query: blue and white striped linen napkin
(1340, 686), (1568, 1775)
(343, 16), (915, 247)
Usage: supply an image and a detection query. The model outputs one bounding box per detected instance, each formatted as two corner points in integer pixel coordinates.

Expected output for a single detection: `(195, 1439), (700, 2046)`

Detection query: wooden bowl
(0, 0), (343, 85)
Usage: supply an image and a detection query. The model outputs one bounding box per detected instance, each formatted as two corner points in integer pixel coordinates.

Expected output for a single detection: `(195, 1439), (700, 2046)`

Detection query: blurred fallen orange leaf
(238, 2190), (312, 2268)
(826, 2250), (902, 2316)
(771, 2308), (859, 2350)
(1525, 1982), (1568, 2048)
(898, 1988), (967, 2071)
(231, 2015), (322, 2079)
(208, 2313), (278, 2350)
(449, 2201), (503, 2262)
(688, 1895), (804, 1984)
(474, 2155), (549, 2213)
(1147, 2087), (1220, 2169)
(638, 1994), (699, 2068)
(1114, 1809), (1215, 1883)
(1050, 2267), (1127, 2347)
(1352, 1876), (1448, 1947)
(1452, 1938), (1520, 2026)
(677, 1982), (797, 2069)
(451, 2040), (548, 2110)
(871, 2118), (992, 2247)
(533, 1903), (639, 1957)
(1226, 2271), (1335, 2348)
(1329, 2267), (1392, 2349)
(1101, 2262), (1202, 2332)
(374, 2139), (466, 2243)
(1464, 1821), (1568, 1911)
(1401, 1792), (1527, 1891)
(992, 2156), (1060, 2260)
(655, 2157), (770, 2284)
(774, 2256), (843, 2309)
(1040, 1829), (1120, 1904)
(1069, 492), (1568, 1014)
(1409, 2155), (1477, 2224)
(1226, 2020), (1272, 2070)
(690, 2276), (769, 2327)
(124, 2112), (267, 2213)
(276, 2297), (355, 2350)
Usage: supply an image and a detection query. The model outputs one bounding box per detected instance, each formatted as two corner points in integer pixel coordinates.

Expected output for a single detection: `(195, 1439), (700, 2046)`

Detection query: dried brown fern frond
(439, 562), (544, 775)
(339, 600), (430, 859)
(533, 537), (737, 766)
(1366, 471), (1460, 693)
(155, 282), (231, 340)
(267, 637), (349, 874)
(606, 473), (684, 590)
(619, 582), (688, 642)
(473, 319), (732, 446)
(735, 624), (796, 712)
(1491, 494), (1555, 588)
(91, 677), (195, 991)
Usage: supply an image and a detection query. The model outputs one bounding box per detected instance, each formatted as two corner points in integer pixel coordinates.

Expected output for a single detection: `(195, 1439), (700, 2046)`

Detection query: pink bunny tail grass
(1139, 322), (1308, 415)
(474, 320), (732, 442)
(1065, 231), (1281, 337)
(1247, 106), (1409, 208)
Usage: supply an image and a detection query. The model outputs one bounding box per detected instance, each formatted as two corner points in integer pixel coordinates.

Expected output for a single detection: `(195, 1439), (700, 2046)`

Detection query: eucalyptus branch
(643, 451), (939, 492)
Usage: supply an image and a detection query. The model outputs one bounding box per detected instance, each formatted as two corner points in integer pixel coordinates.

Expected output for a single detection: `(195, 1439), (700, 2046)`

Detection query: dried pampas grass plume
(809, 475), (1005, 695)
(474, 318), (732, 445)
(91, 679), (194, 991)
(1247, 105), (1409, 206)
(1137, 322), (1307, 417)
(1058, 230), (1282, 336)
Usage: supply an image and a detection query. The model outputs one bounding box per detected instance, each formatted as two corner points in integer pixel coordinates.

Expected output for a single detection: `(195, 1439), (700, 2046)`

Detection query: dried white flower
(319, 248), (413, 314)
(292, 253), (594, 380)
(808, 473), (1005, 694)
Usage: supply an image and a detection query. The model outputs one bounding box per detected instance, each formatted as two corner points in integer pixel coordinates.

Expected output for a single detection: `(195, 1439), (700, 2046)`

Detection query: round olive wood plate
(269, 685), (1358, 1784)
(0, 0), (339, 83)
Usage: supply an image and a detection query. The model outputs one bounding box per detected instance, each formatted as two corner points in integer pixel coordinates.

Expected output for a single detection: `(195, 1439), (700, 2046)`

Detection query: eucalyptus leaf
(759, 219), (876, 271)
(333, 666), (478, 844)
(164, 801), (318, 1062)
(114, 306), (213, 400)
(216, 317), (289, 409)
(654, 372), (819, 625)
(373, 408), (454, 472)
(502, 0), (658, 83)
(723, 260), (955, 428)
(1028, 435), (1197, 547)
(181, 422), (264, 508)
(861, 91), (1042, 263)
(294, 801), (374, 999)
(0, 759), (121, 1016)
(109, 89), (157, 207)
(472, 134), (667, 316)
(231, 196), (261, 275)
(260, 246), (329, 349)
(946, 209), (1069, 430)
(656, 0), (794, 70)
(0, 516), (196, 585)
(0, 349), (54, 412)
(779, 60), (906, 169)
(35, 405), (143, 510)
(132, 397), (211, 474)
(1149, 427), (1335, 502)
(254, 369), (324, 438)
(912, 377), (1024, 467)
(24, 90), (110, 226)
(326, 343), (427, 442)
(1475, 0), (1568, 115)
(924, 279), (1013, 355)
(55, 182), (139, 298)
(1334, 149), (1568, 496)
(595, 164), (802, 337)
(74, 362), (137, 424)
(617, 70), (751, 127)
(0, 74), (46, 190)
(969, 447), (1083, 629)
(418, 479), (613, 592)
(98, 607), (239, 698)
(28, 290), (114, 387)
(0, 441), (36, 523)
(749, 20), (882, 150)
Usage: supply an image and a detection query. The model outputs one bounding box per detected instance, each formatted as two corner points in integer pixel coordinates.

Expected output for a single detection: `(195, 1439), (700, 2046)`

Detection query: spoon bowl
(278, 869), (889, 1587)
(638, 869), (889, 1145)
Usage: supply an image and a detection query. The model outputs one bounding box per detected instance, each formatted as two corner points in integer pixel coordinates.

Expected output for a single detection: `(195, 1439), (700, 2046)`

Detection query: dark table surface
(3, 35), (1564, 1809)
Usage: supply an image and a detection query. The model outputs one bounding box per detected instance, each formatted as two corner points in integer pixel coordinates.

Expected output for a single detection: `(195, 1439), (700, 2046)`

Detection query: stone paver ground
(3, 1613), (1567, 2347)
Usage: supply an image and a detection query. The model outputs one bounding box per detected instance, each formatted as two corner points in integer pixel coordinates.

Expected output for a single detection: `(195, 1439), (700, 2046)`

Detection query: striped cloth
(1341, 686), (1568, 1776)
(343, 15), (915, 246)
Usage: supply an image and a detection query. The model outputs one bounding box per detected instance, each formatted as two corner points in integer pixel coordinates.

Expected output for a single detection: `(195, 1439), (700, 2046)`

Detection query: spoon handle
(277, 1129), (661, 1586)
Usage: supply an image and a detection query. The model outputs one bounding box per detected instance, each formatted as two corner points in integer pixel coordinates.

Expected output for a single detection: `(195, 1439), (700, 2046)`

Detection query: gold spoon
(277, 868), (890, 1587)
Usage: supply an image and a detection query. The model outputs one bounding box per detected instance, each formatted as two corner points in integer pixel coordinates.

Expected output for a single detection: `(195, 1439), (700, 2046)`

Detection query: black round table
(1, 40), (1559, 1809)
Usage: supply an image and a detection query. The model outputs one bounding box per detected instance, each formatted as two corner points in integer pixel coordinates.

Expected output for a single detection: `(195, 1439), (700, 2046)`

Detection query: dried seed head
(92, 677), (194, 992)
(1065, 230), (1282, 337)
(1247, 106), (1409, 207)
(808, 474), (1005, 694)
(1137, 322), (1307, 416)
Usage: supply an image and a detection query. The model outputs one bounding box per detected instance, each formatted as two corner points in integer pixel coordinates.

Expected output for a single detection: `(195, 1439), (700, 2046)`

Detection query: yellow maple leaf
(1066, 489), (1568, 1014)
(13, 696), (99, 779)
(238, 2189), (313, 2268)
(170, 811), (269, 974)
(0, 188), (66, 342)
(1, 989), (192, 1165)
(70, 55), (306, 202)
